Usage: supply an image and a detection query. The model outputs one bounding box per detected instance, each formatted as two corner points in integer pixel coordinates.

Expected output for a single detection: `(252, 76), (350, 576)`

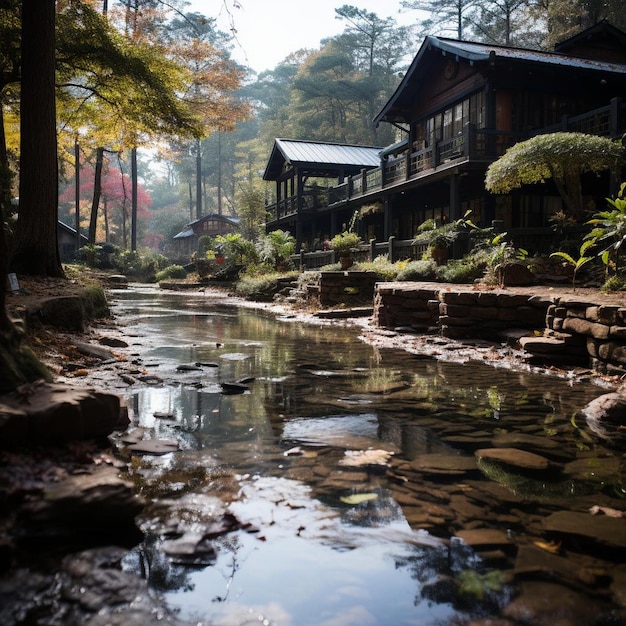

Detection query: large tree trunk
(10, 0), (64, 278)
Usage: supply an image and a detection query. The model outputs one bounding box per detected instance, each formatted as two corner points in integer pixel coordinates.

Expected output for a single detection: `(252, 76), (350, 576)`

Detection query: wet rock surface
(0, 547), (195, 626)
(0, 382), (128, 446)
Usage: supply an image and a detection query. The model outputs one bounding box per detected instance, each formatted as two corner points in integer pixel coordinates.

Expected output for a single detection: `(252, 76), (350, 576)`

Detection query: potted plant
(417, 211), (478, 265)
(427, 225), (456, 265)
(331, 231), (361, 269)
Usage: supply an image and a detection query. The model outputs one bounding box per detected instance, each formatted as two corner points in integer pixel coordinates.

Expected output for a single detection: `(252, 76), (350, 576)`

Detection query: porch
(266, 98), (626, 224)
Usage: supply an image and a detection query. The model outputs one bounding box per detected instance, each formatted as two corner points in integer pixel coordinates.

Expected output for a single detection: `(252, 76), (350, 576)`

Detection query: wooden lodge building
(263, 22), (626, 252)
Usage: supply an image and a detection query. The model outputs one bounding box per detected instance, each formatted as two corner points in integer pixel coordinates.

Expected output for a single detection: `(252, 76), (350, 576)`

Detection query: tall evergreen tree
(11, 0), (63, 277)
(401, 0), (476, 39)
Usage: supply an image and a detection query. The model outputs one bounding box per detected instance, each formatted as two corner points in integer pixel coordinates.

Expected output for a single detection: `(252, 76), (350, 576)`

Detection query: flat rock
(514, 544), (579, 581)
(17, 466), (144, 541)
(0, 382), (128, 447)
(475, 447), (550, 471)
(492, 432), (561, 451)
(410, 453), (477, 474)
(128, 439), (179, 455)
(518, 335), (567, 354)
(503, 580), (612, 626)
(562, 456), (621, 480)
(455, 528), (512, 548)
(542, 510), (626, 550)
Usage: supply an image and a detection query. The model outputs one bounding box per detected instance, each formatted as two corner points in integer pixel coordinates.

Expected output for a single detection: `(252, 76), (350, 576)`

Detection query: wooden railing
(291, 237), (432, 270)
(289, 228), (573, 271)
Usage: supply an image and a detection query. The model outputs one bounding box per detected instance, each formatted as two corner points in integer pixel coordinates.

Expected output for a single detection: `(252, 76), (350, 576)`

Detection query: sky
(190, 0), (419, 73)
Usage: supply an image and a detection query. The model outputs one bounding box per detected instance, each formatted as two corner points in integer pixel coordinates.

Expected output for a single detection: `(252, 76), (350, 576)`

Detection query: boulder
(0, 382), (128, 447)
(33, 295), (85, 331)
(494, 262), (535, 286)
(582, 392), (626, 449)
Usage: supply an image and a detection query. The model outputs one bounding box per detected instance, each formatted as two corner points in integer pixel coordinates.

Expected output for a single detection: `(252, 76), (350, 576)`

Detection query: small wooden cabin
(57, 221), (88, 261)
(173, 213), (240, 258)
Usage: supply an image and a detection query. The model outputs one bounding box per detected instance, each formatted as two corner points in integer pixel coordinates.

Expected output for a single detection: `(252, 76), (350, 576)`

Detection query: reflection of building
(173, 213), (240, 258)
(264, 22), (626, 251)
(58, 221), (88, 261)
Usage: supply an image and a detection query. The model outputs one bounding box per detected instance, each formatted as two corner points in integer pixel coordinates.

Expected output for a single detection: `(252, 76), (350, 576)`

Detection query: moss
(82, 283), (110, 319)
(0, 335), (51, 394)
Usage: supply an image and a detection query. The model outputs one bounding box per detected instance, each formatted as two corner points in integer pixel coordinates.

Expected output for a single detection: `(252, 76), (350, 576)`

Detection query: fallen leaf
(340, 493), (378, 505)
(589, 505), (624, 518)
(533, 540), (561, 553)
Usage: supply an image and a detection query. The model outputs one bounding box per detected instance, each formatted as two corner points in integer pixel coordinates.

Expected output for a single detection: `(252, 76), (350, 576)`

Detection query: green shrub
(235, 271), (297, 300)
(601, 274), (626, 292)
(436, 258), (485, 283)
(356, 256), (398, 281)
(198, 235), (214, 257)
(396, 259), (438, 281)
(76, 243), (118, 269)
(155, 265), (187, 282)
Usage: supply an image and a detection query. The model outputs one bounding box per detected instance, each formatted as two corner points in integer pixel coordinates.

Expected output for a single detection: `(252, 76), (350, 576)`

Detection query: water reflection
(113, 288), (623, 625)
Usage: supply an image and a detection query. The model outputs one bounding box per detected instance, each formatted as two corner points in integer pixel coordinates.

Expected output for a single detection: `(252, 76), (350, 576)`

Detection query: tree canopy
(485, 132), (625, 218)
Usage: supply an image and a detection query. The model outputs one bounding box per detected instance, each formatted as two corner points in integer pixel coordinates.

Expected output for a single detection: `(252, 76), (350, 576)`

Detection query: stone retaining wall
(373, 282), (626, 374)
(319, 271), (378, 307)
(374, 282), (550, 338)
(544, 300), (626, 375)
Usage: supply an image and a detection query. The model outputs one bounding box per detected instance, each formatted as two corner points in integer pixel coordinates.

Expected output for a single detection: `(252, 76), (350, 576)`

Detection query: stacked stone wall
(373, 282), (549, 339)
(373, 282), (626, 374)
(319, 271), (378, 307)
(546, 301), (626, 375)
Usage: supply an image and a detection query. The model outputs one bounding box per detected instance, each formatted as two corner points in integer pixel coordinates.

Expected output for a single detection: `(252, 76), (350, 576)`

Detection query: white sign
(7, 273), (19, 291)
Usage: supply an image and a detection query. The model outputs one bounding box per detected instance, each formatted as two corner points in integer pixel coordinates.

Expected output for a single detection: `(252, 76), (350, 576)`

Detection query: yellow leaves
(340, 493), (379, 505)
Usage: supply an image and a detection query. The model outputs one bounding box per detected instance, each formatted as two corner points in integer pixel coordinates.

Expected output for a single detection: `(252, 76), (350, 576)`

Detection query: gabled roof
(263, 138), (382, 180)
(58, 221), (88, 242)
(555, 20), (626, 57)
(374, 32), (626, 125)
(173, 213), (240, 240)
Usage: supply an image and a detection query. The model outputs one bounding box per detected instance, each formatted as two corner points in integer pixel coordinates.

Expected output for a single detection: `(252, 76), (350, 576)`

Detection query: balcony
(266, 98), (625, 223)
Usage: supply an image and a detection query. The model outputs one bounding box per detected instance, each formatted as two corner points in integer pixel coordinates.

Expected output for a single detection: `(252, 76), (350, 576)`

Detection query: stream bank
(1, 276), (625, 625)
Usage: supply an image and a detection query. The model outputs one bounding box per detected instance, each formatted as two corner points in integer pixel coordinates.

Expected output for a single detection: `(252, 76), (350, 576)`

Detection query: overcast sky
(189, 0), (419, 73)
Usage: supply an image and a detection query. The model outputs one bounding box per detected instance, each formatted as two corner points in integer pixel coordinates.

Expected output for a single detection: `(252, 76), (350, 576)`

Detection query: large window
(421, 91), (485, 146)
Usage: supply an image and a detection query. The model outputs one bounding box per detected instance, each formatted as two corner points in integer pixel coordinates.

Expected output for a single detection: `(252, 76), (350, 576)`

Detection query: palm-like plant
(550, 240), (595, 290)
(586, 182), (626, 274)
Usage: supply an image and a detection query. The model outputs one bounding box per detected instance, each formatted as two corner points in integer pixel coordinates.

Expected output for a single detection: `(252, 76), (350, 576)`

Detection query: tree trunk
(131, 147), (137, 251)
(11, 0), (63, 278)
(89, 147), (104, 243)
(0, 110), (49, 393)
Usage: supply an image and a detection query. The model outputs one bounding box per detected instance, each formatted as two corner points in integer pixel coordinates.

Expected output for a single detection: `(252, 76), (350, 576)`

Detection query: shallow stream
(110, 288), (624, 625)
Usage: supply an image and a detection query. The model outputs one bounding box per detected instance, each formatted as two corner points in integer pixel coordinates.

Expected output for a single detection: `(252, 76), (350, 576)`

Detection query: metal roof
(263, 139), (382, 180)
(173, 213), (240, 240)
(435, 37), (626, 73)
(374, 34), (626, 125)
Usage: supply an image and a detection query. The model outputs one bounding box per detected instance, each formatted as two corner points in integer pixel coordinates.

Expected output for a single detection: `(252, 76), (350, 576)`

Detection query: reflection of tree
(126, 535), (194, 593)
(395, 539), (509, 617)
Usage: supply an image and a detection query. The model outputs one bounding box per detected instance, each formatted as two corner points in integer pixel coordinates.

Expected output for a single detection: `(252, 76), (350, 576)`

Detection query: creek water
(112, 287), (624, 626)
